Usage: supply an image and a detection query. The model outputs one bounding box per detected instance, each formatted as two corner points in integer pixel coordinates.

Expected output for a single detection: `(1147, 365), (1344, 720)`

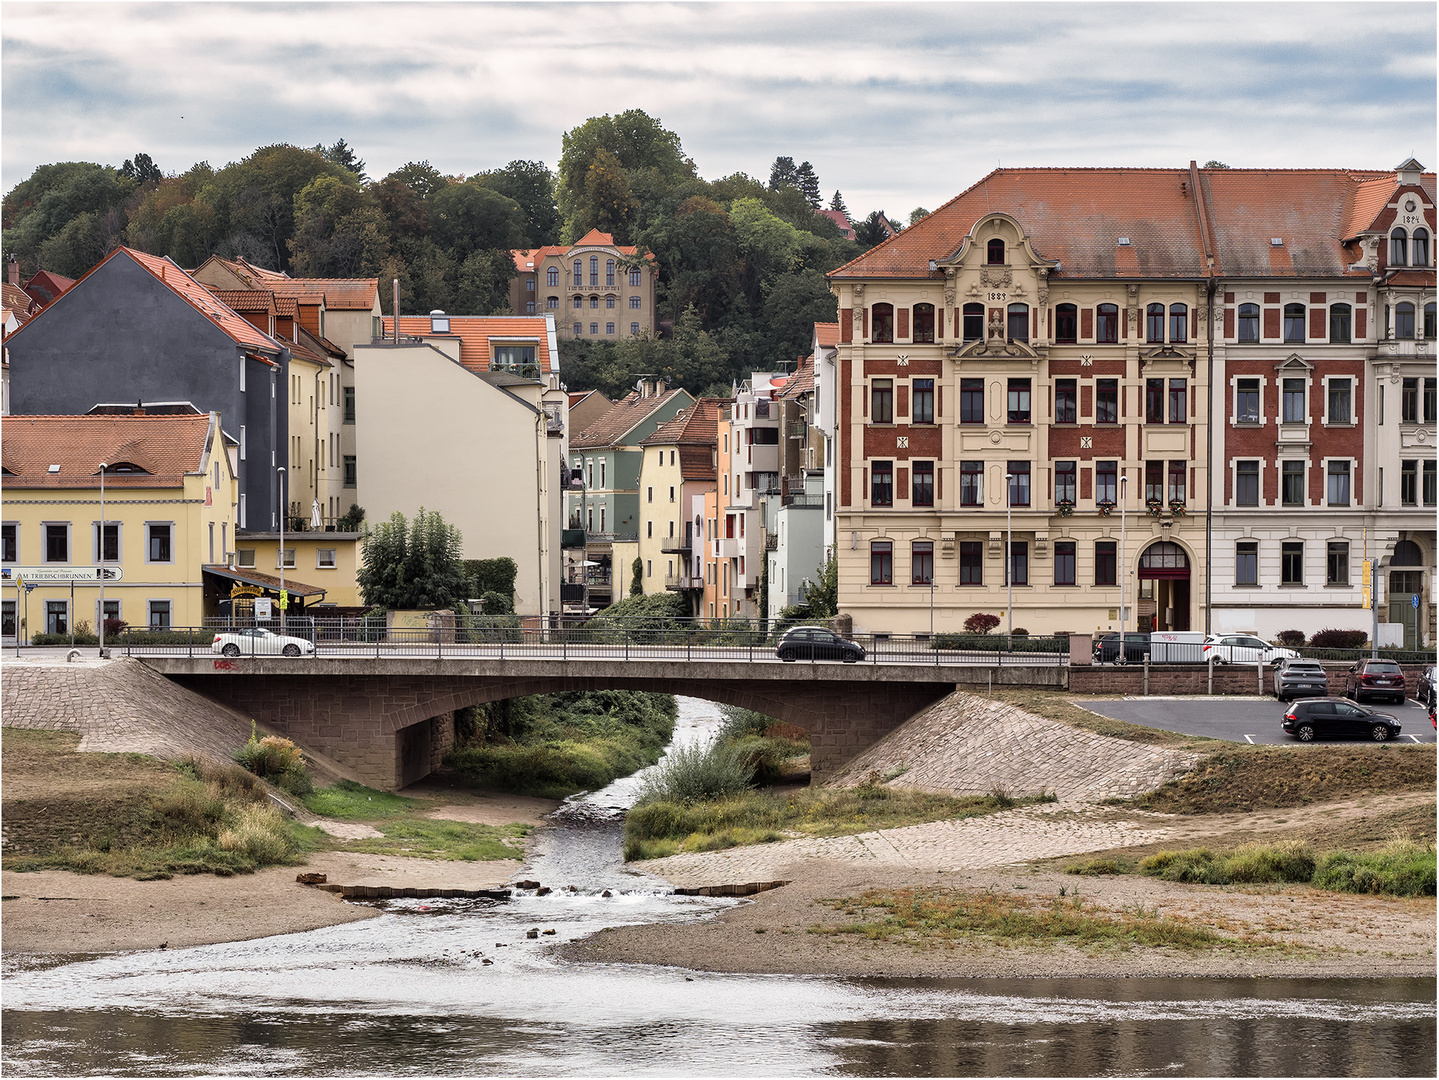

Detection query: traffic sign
(2, 566), (123, 583)
(1413, 593), (1420, 610)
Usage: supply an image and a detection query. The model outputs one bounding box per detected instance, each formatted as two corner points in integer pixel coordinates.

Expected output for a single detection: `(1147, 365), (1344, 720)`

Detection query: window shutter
(840, 308), (852, 343)
(1356, 308), (1367, 339)
(1224, 307), (1234, 338)
(1309, 307), (1325, 339)
(897, 308), (909, 339)
(1080, 308), (1093, 339)
(1263, 308), (1281, 339)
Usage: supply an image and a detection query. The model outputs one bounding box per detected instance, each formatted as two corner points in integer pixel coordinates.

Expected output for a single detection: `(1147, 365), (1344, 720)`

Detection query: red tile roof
(571, 387), (691, 449)
(776, 355), (815, 400)
(1, 412), (217, 489)
(2, 283), (34, 327)
(24, 270), (75, 307)
(207, 289), (278, 314)
(263, 278), (380, 310)
(818, 209), (855, 239)
(513, 246), (569, 272)
(642, 396), (722, 448)
(378, 315), (556, 375)
(813, 322), (839, 349)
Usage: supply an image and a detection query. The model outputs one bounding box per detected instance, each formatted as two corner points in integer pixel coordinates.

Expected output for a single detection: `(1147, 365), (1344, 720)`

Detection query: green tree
(2, 161), (136, 276)
(36, 211), (111, 278)
(557, 110), (695, 241)
(630, 557), (644, 596)
(768, 156), (797, 191)
(386, 161), (448, 197)
(427, 182), (527, 254)
(453, 247), (517, 314)
(829, 190), (848, 214)
(206, 144), (355, 271)
(313, 138), (367, 181)
(793, 161), (821, 209)
(120, 152), (163, 187)
(908, 207), (931, 226)
(288, 175), (390, 278)
(476, 160), (560, 246)
(760, 270), (838, 363)
(854, 210), (894, 249)
(357, 508), (469, 609)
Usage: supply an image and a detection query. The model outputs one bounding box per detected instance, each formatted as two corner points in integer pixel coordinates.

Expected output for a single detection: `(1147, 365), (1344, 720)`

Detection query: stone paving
(642, 802), (1180, 887)
(828, 690), (1199, 802)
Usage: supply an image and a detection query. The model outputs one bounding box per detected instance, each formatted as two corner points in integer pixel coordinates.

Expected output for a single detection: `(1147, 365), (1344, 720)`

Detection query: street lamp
(277, 466), (286, 634)
(1118, 473), (1129, 637)
(98, 462), (107, 656)
(1004, 471), (1013, 640)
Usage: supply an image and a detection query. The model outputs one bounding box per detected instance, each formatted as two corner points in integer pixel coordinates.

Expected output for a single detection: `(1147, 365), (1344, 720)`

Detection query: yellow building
(510, 230), (658, 342)
(232, 531), (364, 608)
(1, 411), (236, 640)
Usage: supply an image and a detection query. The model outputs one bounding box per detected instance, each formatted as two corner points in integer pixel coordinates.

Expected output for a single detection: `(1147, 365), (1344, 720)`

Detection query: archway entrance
(1388, 539), (1426, 650)
(1138, 541), (1190, 632)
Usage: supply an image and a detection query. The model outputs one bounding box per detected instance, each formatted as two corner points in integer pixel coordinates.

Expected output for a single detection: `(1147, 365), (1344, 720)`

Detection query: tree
(853, 210), (895, 249)
(476, 160), (560, 246)
(829, 190), (848, 214)
(356, 508), (469, 609)
(557, 110), (694, 240)
(206, 144), (355, 271)
(120, 153), (162, 186)
(1203, 160), (1231, 169)
(313, 139), (367, 181)
(577, 148), (638, 243)
(288, 175), (389, 278)
(908, 207), (930, 226)
(630, 557), (644, 596)
(768, 156), (797, 191)
(427, 182), (527, 254)
(453, 247), (517, 314)
(385, 161), (447, 198)
(2, 161), (136, 277)
(793, 161), (821, 209)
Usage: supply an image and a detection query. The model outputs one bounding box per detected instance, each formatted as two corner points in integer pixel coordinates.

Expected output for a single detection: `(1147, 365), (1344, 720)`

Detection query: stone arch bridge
(143, 656), (1062, 790)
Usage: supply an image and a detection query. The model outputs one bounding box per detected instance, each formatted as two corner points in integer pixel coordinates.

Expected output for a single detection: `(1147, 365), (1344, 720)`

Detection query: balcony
(718, 535), (742, 560)
(561, 528), (586, 549)
(660, 536), (692, 555)
(764, 532), (778, 551)
(664, 573), (705, 592)
(787, 421), (807, 439)
(585, 532), (639, 545)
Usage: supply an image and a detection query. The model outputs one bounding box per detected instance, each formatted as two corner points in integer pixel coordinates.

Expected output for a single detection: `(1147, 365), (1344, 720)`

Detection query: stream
(2, 697), (1434, 1076)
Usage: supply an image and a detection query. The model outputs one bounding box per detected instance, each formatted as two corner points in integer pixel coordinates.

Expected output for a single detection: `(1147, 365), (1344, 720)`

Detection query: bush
(464, 557), (518, 605)
(963, 612), (1001, 634)
(234, 724), (311, 795)
(479, 590), (514, 616)
(717, 705), (775, 742)
(1274, 630), (1306, 647)
(1312, 839), (1435, 897)
(637, 740), (756, 805)
(1309, 628), (1368, 650)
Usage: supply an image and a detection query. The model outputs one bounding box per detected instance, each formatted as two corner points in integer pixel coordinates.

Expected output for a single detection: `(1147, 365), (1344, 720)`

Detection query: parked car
(212, 627), (316, 657)
(1415, 665), (1438, 708)
(1273, 658), (1331, 702)
(1344, 659), (1406, 704)
(1282, 697), (1401, 742)
(775, 626), (864, 663)
(1092, 632), (1151, 665)
(1201, 634), (1299, 665)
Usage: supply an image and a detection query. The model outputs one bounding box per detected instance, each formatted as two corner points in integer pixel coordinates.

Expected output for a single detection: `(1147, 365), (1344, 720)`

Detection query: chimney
(7, 256), (18, 286)
(392, 279), (400, 344)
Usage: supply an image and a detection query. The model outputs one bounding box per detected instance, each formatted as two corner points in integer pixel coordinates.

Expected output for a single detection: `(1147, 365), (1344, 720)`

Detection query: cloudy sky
(4, 2), (1435, 216)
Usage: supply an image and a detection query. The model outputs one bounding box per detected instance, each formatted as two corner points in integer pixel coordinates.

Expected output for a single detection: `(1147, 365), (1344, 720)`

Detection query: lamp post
(277, 466), (286, 635)
(1118, 473), (1129, 638)
(1004, 471), (1013, 640)
(98, 462), (107, 656)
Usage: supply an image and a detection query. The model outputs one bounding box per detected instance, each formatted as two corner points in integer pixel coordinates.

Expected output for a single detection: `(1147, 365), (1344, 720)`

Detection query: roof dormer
(1396, 158), (1425, 187)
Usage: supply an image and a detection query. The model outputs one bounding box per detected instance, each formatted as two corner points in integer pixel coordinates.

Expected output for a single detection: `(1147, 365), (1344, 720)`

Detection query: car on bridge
(1201, 634), (1298, 666)
(212, 627), (316, 658)
(776, 626), (865, 663)
(1282, 697), (1401, 742)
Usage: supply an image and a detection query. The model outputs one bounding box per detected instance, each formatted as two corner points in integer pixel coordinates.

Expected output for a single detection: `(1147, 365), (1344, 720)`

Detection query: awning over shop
(202, 565), (328, 602)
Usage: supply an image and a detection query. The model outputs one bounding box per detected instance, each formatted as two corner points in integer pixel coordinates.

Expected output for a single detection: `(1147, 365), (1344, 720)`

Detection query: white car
(212, 627), (316, 657)
(1201, 633), (1298, 666)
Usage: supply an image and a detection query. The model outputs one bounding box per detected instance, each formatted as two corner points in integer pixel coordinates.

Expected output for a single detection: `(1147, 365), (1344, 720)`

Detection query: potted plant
(1169, 499), (1187, 517)
(1097, 500), (1115, 517)
(1145, 497), (1164, 518)
(1056, 500), (1075, 517)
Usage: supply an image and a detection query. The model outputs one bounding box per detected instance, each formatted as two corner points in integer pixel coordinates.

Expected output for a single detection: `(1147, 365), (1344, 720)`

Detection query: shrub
(234, 723), (310, 795)
(638, 740), (755, 805)
(479, 590), (514, 616)
(1011, 627), (1029, 637)
(1309, 628), (1368, 650)
(963, 612), (1001, 634)
(1312, 839), (1435, 897)
(1274, 630), (1306, 647)
(717, 705), (776, 742)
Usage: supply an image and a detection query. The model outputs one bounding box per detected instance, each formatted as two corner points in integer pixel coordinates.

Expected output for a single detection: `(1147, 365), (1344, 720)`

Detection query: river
(2, 697), (1434, 1076)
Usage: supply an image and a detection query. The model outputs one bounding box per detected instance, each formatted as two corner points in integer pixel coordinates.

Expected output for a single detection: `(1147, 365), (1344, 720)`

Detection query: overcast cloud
(3, 2), (1435, 215)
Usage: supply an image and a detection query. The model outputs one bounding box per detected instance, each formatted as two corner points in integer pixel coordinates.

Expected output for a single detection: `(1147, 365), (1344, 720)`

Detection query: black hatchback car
(1092, 632), (1151, 665)
(1282, 697), (1401, 742)
(776, 626), (865, 663)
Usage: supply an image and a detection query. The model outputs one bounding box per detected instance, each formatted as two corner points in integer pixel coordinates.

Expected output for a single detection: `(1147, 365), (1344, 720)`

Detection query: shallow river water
(2, 698), (1434, 1077)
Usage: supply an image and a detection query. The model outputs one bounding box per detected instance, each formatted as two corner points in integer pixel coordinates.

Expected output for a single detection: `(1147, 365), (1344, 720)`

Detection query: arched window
(546, 296), (558, 310)
(1096, 303), (1119, 343)
(606, 259), (615, 286)
(546, 267), (559, 287)
(912, 303), (935, 343)
(589, 295), (600, 309)
(1413, 228), (1431, 267)
(1007, 303), (1029, 343)
(1395, 301), (1415, 340)
(589, 256), (599, 286)
(1329, 303), (1351, 343)
(1146, 303), (1165, 343)
(573, 295), (583, 309)
(1425, 301), (1436, 341)
(871, 303), (894, 343)
(1392, 539), (1423, 566)
(1054, 303), (1077, 343)
(1283, 303), (1306, 343)
(1169, 303), (1188, 344)
(572, 260), (582, 286)
(1237, 303), (1259, 342)
(962, 302), (984, 341)
(1139, 540), (1190, 575)
(1390, 228), (1408, 266)
(987, 238), (1005, 265)
(629, 267), (643, 287)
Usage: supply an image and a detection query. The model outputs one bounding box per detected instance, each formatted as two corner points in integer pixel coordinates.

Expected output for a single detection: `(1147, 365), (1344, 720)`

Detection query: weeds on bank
(1063, 837), (1436, 897)
(302, 780), (422, 820)
(814, 887), (1278, 953)
(623, 786), (1053, 862)
(338, 818), (530, 862)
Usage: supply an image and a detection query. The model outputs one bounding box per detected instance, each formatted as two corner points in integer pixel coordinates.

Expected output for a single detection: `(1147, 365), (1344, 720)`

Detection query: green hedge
(32, 629), (214, 647)
(930, 633), (1069, 653)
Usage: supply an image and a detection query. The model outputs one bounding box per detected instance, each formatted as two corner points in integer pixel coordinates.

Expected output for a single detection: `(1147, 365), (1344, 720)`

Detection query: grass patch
(624, 787), (1051, 862)
(815, 888), (1276, 952)
(338, 818), (530, 862)
(302, 780), (422, 820)
(1065, 857), (1131, 876)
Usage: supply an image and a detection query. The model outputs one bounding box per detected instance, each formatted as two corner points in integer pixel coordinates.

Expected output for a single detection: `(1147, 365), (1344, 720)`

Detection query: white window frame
(1322, 457), (1355, 507)
(1232, 459), (1264, 508)
(145, 521), (176, 564)
(1230, 374), (1267, 427)
(92, 520), (122, 563)
(1321, 375), (1355, 427)
(236, 548), (257, 569)
(277, 548), (296, 570)
(317, 548), (337, 569)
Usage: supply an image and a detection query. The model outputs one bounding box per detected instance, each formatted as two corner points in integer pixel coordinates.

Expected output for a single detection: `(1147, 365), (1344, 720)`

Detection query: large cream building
(510, 230), (658, 341)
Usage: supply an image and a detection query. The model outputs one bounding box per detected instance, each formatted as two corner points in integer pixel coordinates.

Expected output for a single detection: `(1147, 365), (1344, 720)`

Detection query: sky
(3, 1), (1436, 216)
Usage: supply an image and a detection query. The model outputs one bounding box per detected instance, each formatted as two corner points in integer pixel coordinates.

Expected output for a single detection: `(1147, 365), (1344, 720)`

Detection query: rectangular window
(148, 600), (172, 630)
(1327, 379), (1351, 424)
(1425, 460), (1438, 506)
(589, 323), (599, 335)
(45, 524), (68, 563)
(1095, 379), (1118, 424)
(1054, 541), (1076, 586)
(147, 524), (172, 563)
(1007, 379), (1031, 424)
(343, 386), (356, 423)
(1426, 378), (1438, 424)
(960, 462), (983, 507)
(871, 461), (893, 506)
(1326, 541), (1349, 586)
(870, 541), (893, 585)
(1326, 461), (1351, 506)
(1055, 379), (1077, 424)
(1054, 305), (1077, 343)
(236, 549), (256, 568)
(606, 322), (615, 335)
(960, 379), (984, 424)
(1329, 305), (1351, 343)
(1054, 461), (1077, 505)
(318, 549), (336, 570)
(631, 322), (639, 335)
(1167, 460), (1186, 504)
(343, 456), (357, 488)
(1402, 378), (1418, 423)
(1236, 378), (1260, 423)
(1236, 541), (1258, 586)
(912, 379), (934, 424)
(1095, 460), (1117, 505)
(959, 541), (983, 585)
(630, 296), (641, 309)
(1006, 542), (1029, 586)
(239, 425), (247, 460)
(1282, 378), (1306, 423)
(1094, 541), (1117, 586)
(912, 461), (934, 507)
(1145, 379), (1165, 423)
(1145, 460), (1164, 503)
(1235, 461), (1260, 506)
(1007, 462), (1030, 506)
(1401, 460), (1418, 505)
(1281, 541), (1304, 586)
(277, 548), (296, 570)
(1281, 461), (1304, 506)
(1, 523), (16, 563)
(1168, 380), (1187, 424)
(871, 380), (894, 424)
(911, 541), (934, 586)
(46, 600), (68, 636)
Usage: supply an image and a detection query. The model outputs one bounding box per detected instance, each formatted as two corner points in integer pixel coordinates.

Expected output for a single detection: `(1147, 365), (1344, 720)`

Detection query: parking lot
(1083, 696), (1436, 745)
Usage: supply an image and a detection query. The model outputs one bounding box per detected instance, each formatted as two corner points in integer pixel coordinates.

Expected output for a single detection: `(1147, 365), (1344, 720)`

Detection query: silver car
(1273, 658), (1330, 702)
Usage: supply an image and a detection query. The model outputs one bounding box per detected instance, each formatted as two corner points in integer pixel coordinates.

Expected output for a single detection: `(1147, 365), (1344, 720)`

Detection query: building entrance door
(1138, 541), (1191, 632)
(1388, 570), (1423, 650)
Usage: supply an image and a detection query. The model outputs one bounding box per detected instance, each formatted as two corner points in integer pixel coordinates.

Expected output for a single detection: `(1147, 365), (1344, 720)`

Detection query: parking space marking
(1403, 734), (1422, 743)
(1243, 734), (1257, 743)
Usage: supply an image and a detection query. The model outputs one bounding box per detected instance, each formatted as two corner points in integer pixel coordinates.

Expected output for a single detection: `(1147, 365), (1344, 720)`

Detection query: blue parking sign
(1414, 593), (1421, 609)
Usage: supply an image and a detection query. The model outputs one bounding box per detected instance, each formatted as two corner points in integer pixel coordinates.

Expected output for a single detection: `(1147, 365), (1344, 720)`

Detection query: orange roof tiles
(263, 278), (380, 310)
(207, 289), (278, 315)
(776, 356), (815, 400)
(813, 322), (839, 349)
(2, 413), (216, 489)
(571, 387), (691, 450)
(24, 270), (75, 307)
(642, 396), (722, 450)
(379, 315), (556, 376)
